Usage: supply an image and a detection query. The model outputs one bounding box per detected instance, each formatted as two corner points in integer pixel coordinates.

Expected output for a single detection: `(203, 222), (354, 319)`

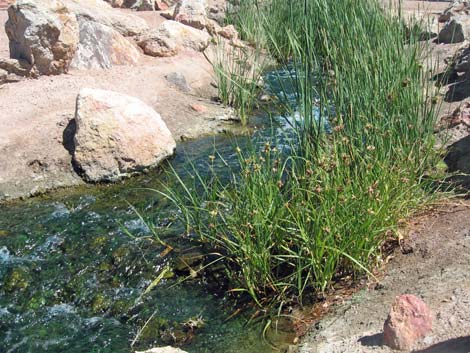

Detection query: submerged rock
(383, 294), (433, 351)
(137, 20), (210, 57)
(5, 0), (80, 75)
(73, 88), (176, 182)
(71, 19), (140, 69)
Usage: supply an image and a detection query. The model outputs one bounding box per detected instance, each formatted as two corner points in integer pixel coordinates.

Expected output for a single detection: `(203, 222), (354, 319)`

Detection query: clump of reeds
(159, 0), (442, 308)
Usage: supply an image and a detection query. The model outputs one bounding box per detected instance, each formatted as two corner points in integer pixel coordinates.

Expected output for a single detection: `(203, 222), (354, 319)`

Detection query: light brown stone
(73, 88), (176, 182)
(138, 20), (210, 57)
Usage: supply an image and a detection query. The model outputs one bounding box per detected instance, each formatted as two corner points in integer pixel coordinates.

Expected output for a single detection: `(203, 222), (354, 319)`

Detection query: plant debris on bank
(157, 0), (443, 310)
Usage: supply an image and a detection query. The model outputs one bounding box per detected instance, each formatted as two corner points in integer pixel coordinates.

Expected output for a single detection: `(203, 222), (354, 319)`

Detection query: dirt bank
(298, 200), (470, 353)
(0, 8), (241, 201)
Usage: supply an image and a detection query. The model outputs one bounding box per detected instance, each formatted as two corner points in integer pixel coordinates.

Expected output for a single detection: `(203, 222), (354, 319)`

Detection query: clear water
(0, 68), (315, 353)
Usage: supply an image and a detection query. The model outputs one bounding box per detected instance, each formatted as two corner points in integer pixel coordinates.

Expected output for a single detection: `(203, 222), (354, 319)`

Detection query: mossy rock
(138, 316), (170, 342)
(91, 294), (112, 314)
(90, 235), (108, 250)
(4, 266), (31, 292)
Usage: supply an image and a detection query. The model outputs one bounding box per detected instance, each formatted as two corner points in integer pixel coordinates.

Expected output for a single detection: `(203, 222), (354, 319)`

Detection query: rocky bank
(0, 0), (245, 201)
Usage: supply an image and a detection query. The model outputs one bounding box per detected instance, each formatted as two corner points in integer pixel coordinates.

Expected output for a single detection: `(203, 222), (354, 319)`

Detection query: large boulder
(137, 20), (210, 57)
(5, 0), (80, 75)
(64, 0), (149, 37)
(173, 0), (207, 30)
(73, 88), (176, 182)
(71, 19), (140, 69)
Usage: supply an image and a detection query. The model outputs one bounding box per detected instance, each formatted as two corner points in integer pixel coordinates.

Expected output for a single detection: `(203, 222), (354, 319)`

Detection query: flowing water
(0, 68), (314, 353)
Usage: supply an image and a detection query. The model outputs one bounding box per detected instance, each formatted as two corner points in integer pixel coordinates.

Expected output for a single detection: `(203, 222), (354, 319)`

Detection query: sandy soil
(298, 200), (470, 353)
(0, 8), (241, 201)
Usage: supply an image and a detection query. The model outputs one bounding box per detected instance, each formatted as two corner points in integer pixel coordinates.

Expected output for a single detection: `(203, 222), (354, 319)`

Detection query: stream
(0, 67), (305, 353)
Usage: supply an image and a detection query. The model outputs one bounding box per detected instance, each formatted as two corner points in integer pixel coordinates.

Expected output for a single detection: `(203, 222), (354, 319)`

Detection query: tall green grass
(205, 41), (266, 125)
(160, 0), (442, 308)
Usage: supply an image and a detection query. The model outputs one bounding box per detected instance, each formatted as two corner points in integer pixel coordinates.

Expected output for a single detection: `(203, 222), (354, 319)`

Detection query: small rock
(173, 0), (207, 30)
(135, 347), (188, 353)
(165, 72), (191, 92)
(218, 25), (238, 40)
(155, 0), (168, 11)
(230, 38), (245, 48)
(0, 57), (35, 77)
(259, 94), (272, 102)
(383, 294), (433, 351)
(190, 104), (208, 113)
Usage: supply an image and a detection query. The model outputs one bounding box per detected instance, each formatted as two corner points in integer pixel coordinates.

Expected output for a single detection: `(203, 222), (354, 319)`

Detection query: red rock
(383, 294), (433, 351)
(155, 0), (168, 11)
(190, 104), (208, 113)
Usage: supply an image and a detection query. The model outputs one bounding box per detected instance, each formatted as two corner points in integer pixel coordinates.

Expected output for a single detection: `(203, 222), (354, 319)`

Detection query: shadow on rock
(412, 336), (470, 353)
(445, 76), (470, 102)
(62, 118), (84, 177)
(358, 333), (383, 347)
(62, 118), (76, 155)
(444, 134), (470, 190)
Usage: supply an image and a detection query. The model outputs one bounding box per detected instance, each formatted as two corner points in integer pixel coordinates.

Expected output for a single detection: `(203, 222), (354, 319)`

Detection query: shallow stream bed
(0, 68), (304, 353)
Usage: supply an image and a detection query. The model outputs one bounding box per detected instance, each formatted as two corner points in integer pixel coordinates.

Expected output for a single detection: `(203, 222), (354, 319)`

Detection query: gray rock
(438, 15), (470, 43)
(165, 72), (191, 92)
(454, 44), (470, 72)
(174, 0), (207, 30)
(5, 0), (80, 75)
(71, 19), (140, 70)
(0, 57), (35, 77)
